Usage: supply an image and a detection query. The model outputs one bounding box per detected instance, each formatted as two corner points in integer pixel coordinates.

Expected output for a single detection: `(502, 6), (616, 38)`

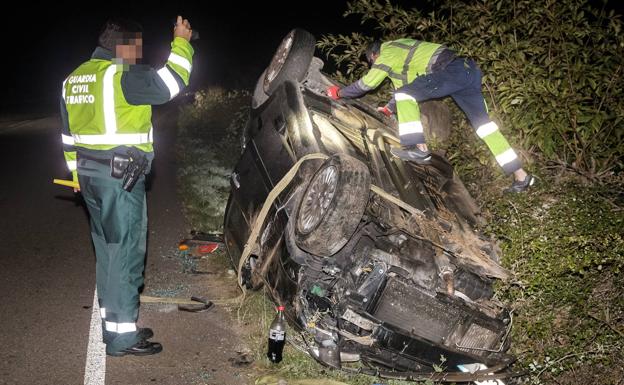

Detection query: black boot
(106, 339), (163, 357)
(505, 174), (535, 193)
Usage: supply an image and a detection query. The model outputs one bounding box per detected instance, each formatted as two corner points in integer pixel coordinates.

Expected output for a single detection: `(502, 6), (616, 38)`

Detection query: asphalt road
(0, 109), (252, 385)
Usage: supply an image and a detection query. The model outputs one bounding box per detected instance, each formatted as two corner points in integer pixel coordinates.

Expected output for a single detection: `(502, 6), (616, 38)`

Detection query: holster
(111, 154), (130, 179)
(110, 148), (148, 192)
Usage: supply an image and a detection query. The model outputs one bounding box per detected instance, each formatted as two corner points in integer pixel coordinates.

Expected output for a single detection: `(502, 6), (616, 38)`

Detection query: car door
(224, 89), (298, 269)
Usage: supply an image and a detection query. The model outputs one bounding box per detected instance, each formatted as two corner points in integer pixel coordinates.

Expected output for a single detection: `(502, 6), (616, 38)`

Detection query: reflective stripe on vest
(157, 66), (180, 99)
(62, 134), (75, 145)
(168, 53), (192, 73)
(375, 39), (446, 89)
(395, 41), (421, 87)
(65, 62), (153, 147)
(73, 127), (153, 145)
(371, 62), (407, 84)
(103, 65), (118, 135)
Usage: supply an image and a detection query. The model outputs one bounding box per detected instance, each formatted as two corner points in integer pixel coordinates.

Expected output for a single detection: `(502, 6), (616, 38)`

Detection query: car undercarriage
(224, 28), (519, 382)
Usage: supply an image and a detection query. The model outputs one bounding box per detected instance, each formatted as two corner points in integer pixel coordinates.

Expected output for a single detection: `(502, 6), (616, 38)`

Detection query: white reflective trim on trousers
(100, 308), (106, 319)
(394, 92), (416, 102)
(495, 148), (519, 167)
(103, 65), (118, 135)
(399, 121), (424, 135)
(105, 321), (137, 333)
(168, 53), (192, 73)
(66, 160), (77, 171)
(73, 130), (153, 145)
(157, 67), (180, 99)
(62, 134), (75, 145)
(476, 121), (499, 138)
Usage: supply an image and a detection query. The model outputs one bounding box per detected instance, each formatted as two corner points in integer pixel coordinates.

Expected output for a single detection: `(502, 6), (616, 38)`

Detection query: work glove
(327, 86), (341, 100)
(377, 105), (393, 117)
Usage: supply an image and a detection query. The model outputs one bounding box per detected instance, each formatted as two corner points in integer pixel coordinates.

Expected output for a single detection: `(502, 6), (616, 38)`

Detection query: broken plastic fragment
(198, 243), (219, 254)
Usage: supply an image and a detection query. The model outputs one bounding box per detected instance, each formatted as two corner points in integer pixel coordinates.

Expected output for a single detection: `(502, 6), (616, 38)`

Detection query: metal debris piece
(178, 296), (213, 312)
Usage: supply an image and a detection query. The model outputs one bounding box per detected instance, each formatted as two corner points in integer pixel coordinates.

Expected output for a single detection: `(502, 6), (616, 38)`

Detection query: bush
(483, 178), (624, 384)
(176, 88), (250, 232)
(319, 2), (624, 383)
(318, 0), (624, 181)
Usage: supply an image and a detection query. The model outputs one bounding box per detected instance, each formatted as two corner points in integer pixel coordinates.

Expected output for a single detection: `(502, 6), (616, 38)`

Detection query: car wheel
(251, 69), (269, 109)
(263, 29), (316, 95)
(295, 154), (371, 257)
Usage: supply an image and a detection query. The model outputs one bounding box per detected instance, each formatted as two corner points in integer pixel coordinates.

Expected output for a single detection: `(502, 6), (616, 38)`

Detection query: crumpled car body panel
(224, 54), (514, 373)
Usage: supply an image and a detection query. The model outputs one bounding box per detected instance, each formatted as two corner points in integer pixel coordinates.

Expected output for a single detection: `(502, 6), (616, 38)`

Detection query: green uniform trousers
(77, 157), (147, 353)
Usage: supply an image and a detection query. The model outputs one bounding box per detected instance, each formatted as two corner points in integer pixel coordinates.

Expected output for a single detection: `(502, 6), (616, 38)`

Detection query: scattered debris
(178, 241), (220, 256)
(176, 249), (199, 273)
(198, 243), (219, 254)
(228, 349), (254, 367)
(178, 296), (214, 313)
(178, 231), (224, 258)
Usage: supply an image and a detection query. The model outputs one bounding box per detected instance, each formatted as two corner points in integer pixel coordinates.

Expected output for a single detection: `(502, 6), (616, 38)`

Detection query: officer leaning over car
(59, 16), (194, 356)
(327, 39), (535, 193)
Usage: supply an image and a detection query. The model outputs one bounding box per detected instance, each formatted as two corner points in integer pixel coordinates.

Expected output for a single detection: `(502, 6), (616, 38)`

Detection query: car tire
(295, 154), (371, 257)
(263, 29), (316, 96)
(251, 69), (269, 109)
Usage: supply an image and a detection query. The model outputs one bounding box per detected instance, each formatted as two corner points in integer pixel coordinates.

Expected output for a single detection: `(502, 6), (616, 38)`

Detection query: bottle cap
(277, 306), (285, 311)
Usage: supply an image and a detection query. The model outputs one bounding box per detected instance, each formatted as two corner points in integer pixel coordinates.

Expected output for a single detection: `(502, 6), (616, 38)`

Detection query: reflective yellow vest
(362, 39), (449, 89)
(61, 37), (193, 179)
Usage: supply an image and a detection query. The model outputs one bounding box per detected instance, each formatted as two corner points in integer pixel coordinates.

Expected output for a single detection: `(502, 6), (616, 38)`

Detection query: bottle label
(269, 329), (285, 341)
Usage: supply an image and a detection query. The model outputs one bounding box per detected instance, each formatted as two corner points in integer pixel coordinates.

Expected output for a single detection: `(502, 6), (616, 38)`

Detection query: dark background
(3, 1), (366, 114)
(3, 0), (623, 115)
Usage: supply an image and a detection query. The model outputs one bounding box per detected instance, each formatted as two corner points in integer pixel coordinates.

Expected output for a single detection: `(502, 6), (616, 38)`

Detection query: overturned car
(224, 29), (516, 380)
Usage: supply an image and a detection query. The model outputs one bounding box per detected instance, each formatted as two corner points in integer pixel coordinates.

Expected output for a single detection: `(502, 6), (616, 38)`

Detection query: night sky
(4, 0), (365, 114)
(5, 1), (623, 114)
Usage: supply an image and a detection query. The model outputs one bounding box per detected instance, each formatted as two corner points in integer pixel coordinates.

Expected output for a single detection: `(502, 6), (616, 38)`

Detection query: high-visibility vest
(63, 61), (154, 152)
(361, 39), (451, 90)
(62, 37), (193, 154)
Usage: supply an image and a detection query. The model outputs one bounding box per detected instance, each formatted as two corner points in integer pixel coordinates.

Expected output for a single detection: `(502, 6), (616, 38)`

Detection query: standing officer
(60, 16), (194, 356)
(327, 39), (535, 193)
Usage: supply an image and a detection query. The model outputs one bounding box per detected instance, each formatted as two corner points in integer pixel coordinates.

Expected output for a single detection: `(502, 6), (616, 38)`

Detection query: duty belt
(78, 149), (148, 192)
(78, 152), (111, 166)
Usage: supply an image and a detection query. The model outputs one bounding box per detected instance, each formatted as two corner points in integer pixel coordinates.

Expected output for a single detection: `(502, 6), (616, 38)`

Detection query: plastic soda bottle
(267, 305), (286, 363)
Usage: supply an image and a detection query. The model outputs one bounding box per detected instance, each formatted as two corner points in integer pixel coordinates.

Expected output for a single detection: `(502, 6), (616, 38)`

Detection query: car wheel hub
(298, 165), (338, 235)
(265, 31), (294, 87)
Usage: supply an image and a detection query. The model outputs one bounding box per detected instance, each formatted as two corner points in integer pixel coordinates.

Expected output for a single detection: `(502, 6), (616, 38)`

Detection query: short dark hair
(365, 40), (382, 65)
(98, 18), (143, 50)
